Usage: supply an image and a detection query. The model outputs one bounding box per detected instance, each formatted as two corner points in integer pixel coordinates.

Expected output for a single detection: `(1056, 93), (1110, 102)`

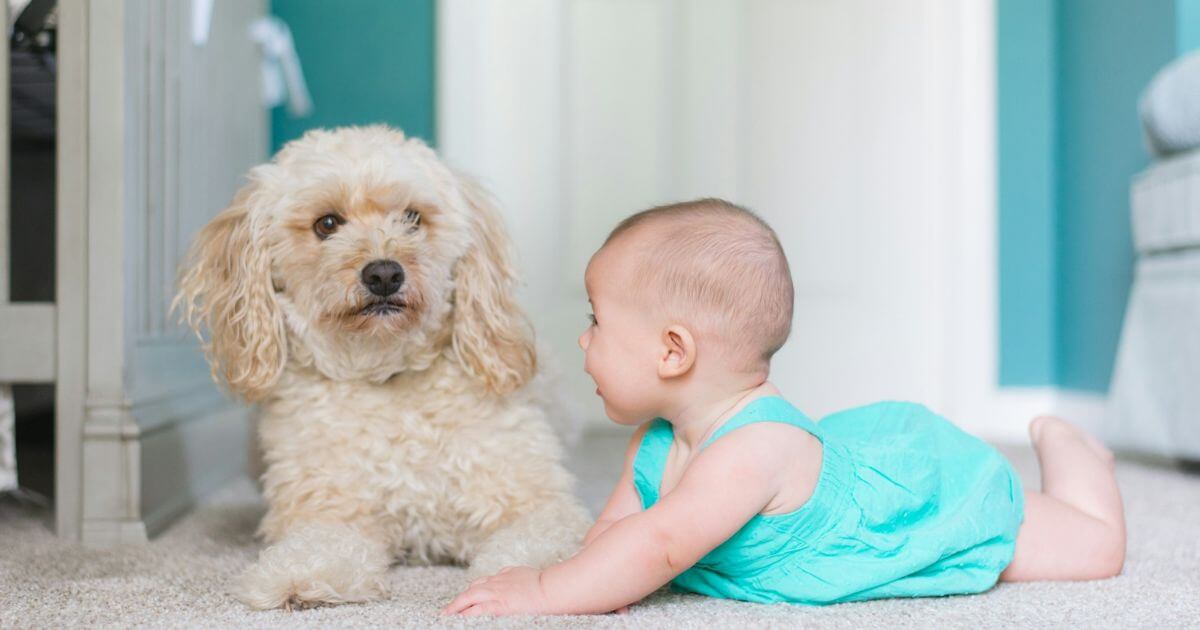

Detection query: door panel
(47, 0), (267, 543)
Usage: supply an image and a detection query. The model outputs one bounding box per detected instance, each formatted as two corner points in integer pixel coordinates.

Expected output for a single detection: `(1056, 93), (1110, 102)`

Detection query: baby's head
(579, 198), (793, 424)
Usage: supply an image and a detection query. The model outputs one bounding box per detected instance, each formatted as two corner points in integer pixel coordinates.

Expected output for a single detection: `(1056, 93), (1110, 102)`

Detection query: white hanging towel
(249, 16), (313, 117)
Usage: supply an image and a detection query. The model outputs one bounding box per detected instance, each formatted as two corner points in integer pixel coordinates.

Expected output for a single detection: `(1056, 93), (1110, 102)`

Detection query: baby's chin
(600, 399), (652, 427)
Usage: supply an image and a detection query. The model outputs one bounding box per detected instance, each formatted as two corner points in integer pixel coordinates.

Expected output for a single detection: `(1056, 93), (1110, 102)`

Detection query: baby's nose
(578, 330), (589, 351)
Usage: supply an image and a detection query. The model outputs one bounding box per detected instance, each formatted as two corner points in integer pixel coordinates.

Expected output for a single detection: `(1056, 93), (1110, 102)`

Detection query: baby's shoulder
(699, 421), (823, 514)
(703, 420), (821, 474)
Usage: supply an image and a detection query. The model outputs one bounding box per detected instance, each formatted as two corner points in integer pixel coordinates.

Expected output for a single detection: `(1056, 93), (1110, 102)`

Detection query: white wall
(440, 0), (1020, 438)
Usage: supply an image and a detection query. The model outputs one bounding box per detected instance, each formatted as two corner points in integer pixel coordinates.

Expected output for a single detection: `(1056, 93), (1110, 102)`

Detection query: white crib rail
(1, 0), (15, 493)
(0, 1), (63, 496)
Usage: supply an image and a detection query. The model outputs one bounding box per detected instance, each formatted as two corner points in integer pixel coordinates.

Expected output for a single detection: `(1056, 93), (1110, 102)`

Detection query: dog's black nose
(361, 259), (405, 296)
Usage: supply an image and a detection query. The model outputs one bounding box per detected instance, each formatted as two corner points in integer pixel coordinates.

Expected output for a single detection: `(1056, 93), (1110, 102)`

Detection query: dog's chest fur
(254, 355), (571, 564)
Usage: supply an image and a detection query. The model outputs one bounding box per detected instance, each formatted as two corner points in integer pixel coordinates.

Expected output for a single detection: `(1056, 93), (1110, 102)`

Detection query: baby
(444, 198), (1126, 616)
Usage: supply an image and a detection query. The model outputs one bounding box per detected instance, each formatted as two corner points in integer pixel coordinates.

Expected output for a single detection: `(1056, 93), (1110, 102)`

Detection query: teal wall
(269, 0), (436, 153)
(1055, 1), (1177, 391)
(997, 0), (1059, 386)
(997, 0), (1191, 392)
(1181, 0), (1200, 52)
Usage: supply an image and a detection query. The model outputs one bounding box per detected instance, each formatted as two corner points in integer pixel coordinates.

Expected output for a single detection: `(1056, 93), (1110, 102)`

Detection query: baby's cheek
(586, 347), (606, 376)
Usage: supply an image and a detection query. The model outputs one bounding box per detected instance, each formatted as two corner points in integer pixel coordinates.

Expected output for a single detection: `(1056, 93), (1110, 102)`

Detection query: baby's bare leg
(1000, 416), (1126, 582)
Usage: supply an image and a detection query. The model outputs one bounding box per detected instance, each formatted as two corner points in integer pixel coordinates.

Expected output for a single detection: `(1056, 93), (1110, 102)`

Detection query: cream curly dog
(175, 125), (590, 610)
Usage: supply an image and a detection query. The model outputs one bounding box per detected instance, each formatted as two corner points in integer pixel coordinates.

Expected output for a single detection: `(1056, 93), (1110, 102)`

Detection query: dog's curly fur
(174, 125), (590, 610)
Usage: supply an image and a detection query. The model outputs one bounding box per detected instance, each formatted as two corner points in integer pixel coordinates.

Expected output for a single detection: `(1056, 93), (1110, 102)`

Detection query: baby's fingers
(460, 602), (502, 617)
(442, 587), (492, 615)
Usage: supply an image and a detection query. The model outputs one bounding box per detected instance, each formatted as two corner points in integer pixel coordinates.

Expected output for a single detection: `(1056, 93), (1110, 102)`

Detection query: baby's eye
(586, 312), (597, 327)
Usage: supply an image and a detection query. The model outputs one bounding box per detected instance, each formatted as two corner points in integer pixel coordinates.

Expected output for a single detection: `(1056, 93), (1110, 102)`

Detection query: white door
(440, 0), (995, 431)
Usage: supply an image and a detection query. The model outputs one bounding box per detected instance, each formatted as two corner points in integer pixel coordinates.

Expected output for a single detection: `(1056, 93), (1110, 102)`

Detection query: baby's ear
(658, 325), (696, 378)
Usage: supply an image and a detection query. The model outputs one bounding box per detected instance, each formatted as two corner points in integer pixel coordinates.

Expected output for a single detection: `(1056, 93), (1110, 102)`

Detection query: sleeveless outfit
(632, 397), (1025, 605)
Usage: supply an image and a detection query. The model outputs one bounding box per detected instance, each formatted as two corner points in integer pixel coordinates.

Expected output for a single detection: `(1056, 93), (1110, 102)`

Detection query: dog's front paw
(235, 523), (391, 610)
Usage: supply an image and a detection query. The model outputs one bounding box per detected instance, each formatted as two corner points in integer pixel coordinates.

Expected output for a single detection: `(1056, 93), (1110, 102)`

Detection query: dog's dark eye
(404, 208), (421, 232)
(314, 214), (342, 239)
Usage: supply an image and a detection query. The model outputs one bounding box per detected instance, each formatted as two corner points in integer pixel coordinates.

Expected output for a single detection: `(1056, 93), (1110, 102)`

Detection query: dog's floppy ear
(173, 179), (287, 402)
(449, 175), (537, 395)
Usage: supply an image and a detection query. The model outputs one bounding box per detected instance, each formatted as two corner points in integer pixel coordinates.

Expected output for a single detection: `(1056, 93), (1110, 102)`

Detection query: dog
(174, 125), (591, 610)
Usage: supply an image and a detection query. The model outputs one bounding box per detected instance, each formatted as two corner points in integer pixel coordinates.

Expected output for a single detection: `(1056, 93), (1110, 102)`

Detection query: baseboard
(1053, 390), (1110, 432)
(139, 402), (252, 538)
(961, 387), (1108, 445)
(81, 519), (149, 547)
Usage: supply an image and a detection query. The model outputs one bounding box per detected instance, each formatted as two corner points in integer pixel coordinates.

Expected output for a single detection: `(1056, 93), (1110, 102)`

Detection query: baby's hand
(442, 566), (551, 616)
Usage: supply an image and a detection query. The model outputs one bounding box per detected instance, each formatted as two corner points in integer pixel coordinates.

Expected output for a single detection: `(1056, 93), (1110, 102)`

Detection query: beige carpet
(1, 430), (1198, 629)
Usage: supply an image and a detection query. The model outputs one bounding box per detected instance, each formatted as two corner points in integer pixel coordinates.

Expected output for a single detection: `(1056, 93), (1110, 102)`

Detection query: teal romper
(632, 397), (1025, 605)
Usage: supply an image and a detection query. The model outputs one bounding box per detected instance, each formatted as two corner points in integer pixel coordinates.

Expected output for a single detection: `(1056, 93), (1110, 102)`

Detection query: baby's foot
(1029, 416), (1115, 470)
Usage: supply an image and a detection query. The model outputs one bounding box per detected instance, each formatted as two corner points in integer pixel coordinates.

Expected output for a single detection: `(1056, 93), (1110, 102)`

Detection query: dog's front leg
(467, 492), (592, 579)
(236, 522), (391, 610)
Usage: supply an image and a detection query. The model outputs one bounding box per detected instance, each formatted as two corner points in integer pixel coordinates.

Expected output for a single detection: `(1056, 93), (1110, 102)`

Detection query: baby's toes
(1028, 415), (1058, 445)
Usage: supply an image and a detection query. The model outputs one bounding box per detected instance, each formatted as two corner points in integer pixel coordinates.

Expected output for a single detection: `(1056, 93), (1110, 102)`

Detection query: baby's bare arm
(539, 428), (794, 614)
